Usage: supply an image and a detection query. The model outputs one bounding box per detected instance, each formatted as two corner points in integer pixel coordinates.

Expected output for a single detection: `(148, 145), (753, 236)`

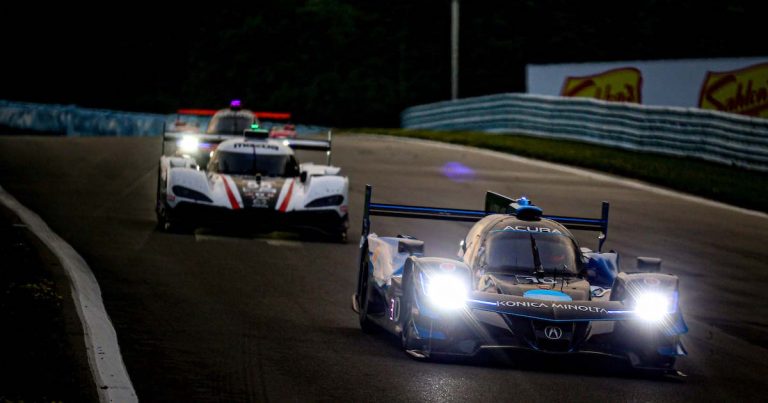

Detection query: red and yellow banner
(560, 67), (642, 103)
(698, 62), (768, 118)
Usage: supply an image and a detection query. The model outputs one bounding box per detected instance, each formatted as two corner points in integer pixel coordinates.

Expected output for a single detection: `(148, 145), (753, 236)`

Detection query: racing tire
(330, 215), (349, 243)
(155, 166), (193, 234)
(400, 316), (420, 352)
(333, 230), (348, 244)
(358, 259), (378, 334)
(156, 201), (192, 234)
(399, 275), (424, 355)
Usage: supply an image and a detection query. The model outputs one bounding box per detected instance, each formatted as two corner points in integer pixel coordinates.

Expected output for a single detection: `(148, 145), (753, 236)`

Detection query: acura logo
(544, 326), (563, 340)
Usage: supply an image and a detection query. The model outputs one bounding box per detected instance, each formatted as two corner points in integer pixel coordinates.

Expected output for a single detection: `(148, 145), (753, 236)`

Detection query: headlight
(178, 136), (200, 154)
(424, 273), (468, 310)
(634, 292), (673, 322)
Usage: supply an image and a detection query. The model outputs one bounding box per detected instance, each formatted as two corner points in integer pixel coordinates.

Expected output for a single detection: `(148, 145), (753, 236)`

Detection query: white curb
(0, 185), (137, 402)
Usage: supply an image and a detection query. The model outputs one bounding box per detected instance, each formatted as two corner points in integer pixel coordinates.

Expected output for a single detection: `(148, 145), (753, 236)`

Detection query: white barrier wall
(401, 93), (768, 172)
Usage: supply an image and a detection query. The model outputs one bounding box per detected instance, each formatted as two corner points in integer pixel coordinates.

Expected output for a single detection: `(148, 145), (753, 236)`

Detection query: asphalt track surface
(0, 134), (767, 402)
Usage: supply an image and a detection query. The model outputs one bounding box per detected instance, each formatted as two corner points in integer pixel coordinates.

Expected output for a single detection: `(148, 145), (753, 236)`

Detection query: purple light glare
(230, 99), (242, 108)
(441, 161), (475, 182)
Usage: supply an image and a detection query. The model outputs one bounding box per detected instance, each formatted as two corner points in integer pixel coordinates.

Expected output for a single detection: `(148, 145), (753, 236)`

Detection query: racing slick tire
(400, 311), (420, 352)
(329, 215), (349, 243)
(331, 229), (348, 244)
(358, 253), (378, 334)
(399, 273), (426, 357)
(155, 168), (191, 234)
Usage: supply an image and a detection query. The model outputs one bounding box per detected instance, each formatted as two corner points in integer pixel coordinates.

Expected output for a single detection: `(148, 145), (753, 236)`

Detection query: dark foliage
(2, 1), (764, 126)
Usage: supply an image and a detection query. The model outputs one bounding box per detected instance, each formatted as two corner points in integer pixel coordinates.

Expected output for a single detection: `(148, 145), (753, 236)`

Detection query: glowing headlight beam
(424, 273), (468, 310)
(634, 292), (672, 322)
(178, 136), (200, 154)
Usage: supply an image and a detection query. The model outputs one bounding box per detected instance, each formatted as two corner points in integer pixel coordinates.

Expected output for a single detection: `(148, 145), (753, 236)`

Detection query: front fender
(166, 168), (211, 206)
(300, 175), (349, 214)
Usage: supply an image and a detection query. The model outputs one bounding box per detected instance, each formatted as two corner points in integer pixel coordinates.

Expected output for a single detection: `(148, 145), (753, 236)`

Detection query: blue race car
(352, 186), (687, 372)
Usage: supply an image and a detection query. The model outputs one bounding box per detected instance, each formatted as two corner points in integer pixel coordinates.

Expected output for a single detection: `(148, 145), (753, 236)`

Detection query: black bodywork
(353, 185), (687, 372)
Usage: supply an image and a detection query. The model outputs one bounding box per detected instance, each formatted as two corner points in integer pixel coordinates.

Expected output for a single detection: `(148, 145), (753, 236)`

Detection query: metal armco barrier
(401, 93), (768, 172)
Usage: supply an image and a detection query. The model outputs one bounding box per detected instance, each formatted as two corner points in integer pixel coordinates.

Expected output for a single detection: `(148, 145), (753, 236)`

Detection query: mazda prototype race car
(353, 186), (687, 372)
(157, 103), (348, 241)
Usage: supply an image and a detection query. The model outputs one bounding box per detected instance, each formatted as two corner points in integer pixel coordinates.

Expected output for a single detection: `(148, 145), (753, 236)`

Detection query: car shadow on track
(155, 224), (348, 245)
(356, 325), (685, 382)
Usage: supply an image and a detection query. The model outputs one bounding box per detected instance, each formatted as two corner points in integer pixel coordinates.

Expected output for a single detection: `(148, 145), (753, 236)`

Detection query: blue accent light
(466, 298), (498, 306)
(524, 290), (573, 302)
(518, 197), (529, 206)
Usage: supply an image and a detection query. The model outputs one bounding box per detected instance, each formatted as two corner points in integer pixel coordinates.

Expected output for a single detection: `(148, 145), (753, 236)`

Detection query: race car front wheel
(399, 274), (425, 355)
(358, 256), (378, 333)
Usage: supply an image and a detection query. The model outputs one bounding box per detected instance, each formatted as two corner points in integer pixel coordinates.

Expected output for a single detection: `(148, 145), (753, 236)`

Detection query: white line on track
(359, 134), (768, 220)
(0, 185), (137, 403)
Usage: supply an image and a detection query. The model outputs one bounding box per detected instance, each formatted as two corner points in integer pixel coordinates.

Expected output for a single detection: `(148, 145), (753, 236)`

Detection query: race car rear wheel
(333, 230), (348, 244)
(329, 215), (349, 243)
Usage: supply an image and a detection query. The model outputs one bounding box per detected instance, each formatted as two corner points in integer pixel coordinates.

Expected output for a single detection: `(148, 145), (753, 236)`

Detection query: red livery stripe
(278, 180), (295, 212)
(220, 175), (240, 210)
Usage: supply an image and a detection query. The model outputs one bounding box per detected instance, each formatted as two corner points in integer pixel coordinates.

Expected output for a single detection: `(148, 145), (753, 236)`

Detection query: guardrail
(401, 93), (768, 172)
(0, 100), (328, 136)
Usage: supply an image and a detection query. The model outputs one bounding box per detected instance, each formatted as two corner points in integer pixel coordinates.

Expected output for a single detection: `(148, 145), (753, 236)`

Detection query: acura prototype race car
(353, 186), (687, 372)
(156, 102), (349, 241)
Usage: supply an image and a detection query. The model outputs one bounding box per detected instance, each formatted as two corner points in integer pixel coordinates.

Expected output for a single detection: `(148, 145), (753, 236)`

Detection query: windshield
(213, 151), (295, 177)
(483, 230), (579, 275)
(207, 115), (255, 135)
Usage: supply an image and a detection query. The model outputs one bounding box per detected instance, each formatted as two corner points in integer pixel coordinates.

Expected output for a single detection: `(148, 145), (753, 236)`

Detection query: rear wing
(175, 109), (291, 120)
(281, 130), (334, 165)
(360, 185), (610, 252)
(162, 127), (335, 166)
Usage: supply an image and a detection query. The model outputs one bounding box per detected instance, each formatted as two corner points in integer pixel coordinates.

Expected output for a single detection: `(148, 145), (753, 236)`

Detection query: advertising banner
(527, 57), (768, 118)
(699, 62), (768, 118)
(560, 67), (642, 103)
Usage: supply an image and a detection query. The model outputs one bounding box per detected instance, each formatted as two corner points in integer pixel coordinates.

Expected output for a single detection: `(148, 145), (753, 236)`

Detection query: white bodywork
(159, 136), (348, 218)
(367, 234), (427, 287)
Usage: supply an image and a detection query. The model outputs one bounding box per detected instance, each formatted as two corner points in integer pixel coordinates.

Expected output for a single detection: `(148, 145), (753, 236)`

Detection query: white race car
(157, 104), (348, 241)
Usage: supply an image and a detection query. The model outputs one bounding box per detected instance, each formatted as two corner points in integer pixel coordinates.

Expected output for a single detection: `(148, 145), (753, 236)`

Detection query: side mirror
(300, 171), (308, 183)
(636, 256), (662, 272)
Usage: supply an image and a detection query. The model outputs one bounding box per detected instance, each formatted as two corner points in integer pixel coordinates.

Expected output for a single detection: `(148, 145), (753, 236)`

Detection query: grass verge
(348, 128), (768, 213)
(0, 205), (97, 402)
